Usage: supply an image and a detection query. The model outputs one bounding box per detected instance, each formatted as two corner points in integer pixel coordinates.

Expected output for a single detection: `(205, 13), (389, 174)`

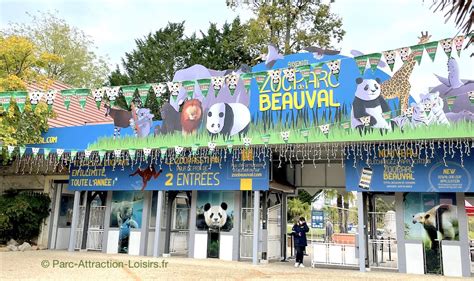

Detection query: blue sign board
(345, 145), (474, 192)
(69, 154), (269, 191)
(311, 210), (324, 229)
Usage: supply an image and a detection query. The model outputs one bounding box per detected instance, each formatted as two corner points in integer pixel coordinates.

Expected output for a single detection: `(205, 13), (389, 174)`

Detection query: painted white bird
(254, 44), (284, 69)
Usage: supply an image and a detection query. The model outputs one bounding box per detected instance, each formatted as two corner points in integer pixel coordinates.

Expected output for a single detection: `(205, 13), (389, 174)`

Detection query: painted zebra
(392, 92), (449, 129)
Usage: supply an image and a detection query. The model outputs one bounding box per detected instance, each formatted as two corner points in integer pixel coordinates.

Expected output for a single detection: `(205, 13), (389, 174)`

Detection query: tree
(228, 0), (345, 55)
(288, 198), (310, 222)
(428, 0), (473, 37)
(4, 11), (109, 88)
(0, 35), (55, 148)
(297, 189), (313, 204)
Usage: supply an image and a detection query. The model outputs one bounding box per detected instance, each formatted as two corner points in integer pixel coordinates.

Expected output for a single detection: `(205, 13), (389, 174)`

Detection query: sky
(1, 0), (472, 96)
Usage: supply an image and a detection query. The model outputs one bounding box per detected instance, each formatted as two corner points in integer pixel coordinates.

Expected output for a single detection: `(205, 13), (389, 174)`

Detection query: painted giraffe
(381, 32), (432, 113)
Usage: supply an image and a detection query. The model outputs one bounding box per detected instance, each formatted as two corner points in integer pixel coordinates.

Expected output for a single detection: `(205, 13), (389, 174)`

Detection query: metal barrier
(170, 230), (188, 254)
(74, 206), (106, 251)
(311, 242), (358, 267)
(368, 238), (398, 269)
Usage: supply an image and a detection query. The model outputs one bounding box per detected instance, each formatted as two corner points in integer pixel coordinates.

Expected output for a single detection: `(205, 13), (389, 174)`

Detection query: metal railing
(368, 238), (398, 269)
(311, 242), (358, 267)
(169, 230), (188, 254)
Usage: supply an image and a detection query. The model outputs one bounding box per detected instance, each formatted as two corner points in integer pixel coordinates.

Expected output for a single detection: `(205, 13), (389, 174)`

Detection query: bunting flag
(98, 150), (106, 162)
(367, 53), (382, 72)
(326, 60), (341, 81)
(60, 89), (75, 111)
(159, 147), (166, 158)
(254, 71), (267, 91)
(383, 112), (392, 122)
(453, 35), (465, 57)
(0, 92), (12, 111)
(319, 124), (330, 137)
(207, 142), (216, 155)
(440, 38), (453, 58)
(70, 150), (78, 160)
(32, 147), (40, 158)
(113, 149), (122, 159)
(311, 63), (323, 78)
(29, 91), (43, 111)
(446, 96), (457, 111)
(211, 77), (224, 97)
(92, 88), (104, 109)
(129, 149), (136, 161)
(152, 83), (167, 98)
(354, 55), (369, 75)
(243, 137), (251, 148)
(19, 146), (26, 158)
(45, 90), (57, 111)
(167, 82), (181, 101)
(240, 73), (253, 93)
(174, 146), (183, 157)
(469, 91), (474, 105)
(137, 84), (151, 105)
(398, 47), (411, 63)
(296, 65), (311, 84)
(13, 91), (27, 113)
(300, 128), (310, 142)
(410, 45), (424, 65)
(225, 73), (239, 96)
(182, 80), (195, 99)
(280, 131), (290, 144)
(120, 86), (136, 108)
(76, 89), (91, 111)
(142, 148), (151, 160)
(191, 144), (199, 156)
(197, 78), (211, 97)
(84, 150), (92, 160)
(43, 148), (51, 159)
(56, 148), (64, 160)
(423, 41), (438, 62)
(106, 87), (120, 106)
(7, 145), (15, 158)
(382, 50), (397, 72)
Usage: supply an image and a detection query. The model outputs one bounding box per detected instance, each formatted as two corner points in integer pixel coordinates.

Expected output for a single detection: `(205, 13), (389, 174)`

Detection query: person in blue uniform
(292, 217), (309, 267)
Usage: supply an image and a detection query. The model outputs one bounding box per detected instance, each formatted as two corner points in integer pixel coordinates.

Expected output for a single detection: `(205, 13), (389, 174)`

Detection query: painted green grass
(87, 120), (474, 150)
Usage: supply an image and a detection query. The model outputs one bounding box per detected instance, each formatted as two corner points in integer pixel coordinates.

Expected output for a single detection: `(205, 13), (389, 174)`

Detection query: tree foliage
(0, 190), (51, 243)
(229, 0), (345, 55)
(4, 11), (109, 88)
(288, 197), (310, 222)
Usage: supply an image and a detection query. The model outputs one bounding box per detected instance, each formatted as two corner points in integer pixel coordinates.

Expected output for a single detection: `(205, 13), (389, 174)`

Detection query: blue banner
(311, 210), (324, 229)
(345, 145), (474, 192)
(69, 154), (269, 191)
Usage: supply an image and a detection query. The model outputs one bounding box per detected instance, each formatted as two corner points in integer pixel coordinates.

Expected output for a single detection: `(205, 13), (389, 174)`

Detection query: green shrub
(0, 189), (51, 243)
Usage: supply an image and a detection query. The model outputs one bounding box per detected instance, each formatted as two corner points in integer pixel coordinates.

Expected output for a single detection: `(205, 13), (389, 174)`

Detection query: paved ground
(0, 250), (467, 280)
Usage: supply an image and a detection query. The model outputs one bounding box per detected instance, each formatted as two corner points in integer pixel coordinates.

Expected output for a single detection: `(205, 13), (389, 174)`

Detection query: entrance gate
(75, 205), (106, 250)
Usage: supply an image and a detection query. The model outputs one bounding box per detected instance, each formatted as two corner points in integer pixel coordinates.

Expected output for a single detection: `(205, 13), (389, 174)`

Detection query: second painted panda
(196, 202), (233, 231)
(351, 77), (391, 130)
(412, 204), (458, 249)
(206, 102), (250, 139)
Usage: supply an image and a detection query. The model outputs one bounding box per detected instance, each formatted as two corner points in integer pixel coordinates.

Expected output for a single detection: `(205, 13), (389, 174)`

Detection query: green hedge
(0, 189), (51, 243)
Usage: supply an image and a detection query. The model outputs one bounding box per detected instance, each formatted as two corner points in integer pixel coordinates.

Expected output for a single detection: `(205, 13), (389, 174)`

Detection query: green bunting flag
(19, 147), (26, 158)
(453, 35), (465, 57)
(254, 71), (267, 91)
(70, 150), (78, 160)
(43, 148), (51, 159)
(7, 146), (15, 159)
(299, 128), (310, 142)
(98, 150), (106, 162)
(191, 144), (199, 156)
(137, 84), (151, 105)
(129, 149), (136, 161)
(167, 82), (181, 101)
(446, 96), (457, 111)
(13, 91), (27, 113)
(311, 63), (323, 78)
(211, 77), (224, 97)
(92, 89), (104, 109)
(0, 92), (12, 111)
(240, 73), (253, 92)
(410, 45), (424, 65)
(75, 89), (91, 111)
(296, 65), (311, 84)
(440, 38), (453, 58)
(197, 78), (211, 97)
(28, 91), (43, 111)
(120, 86), (136, 108)
(367, 53), (382, 72)
(159, 147), (167, 158)
(226, 140), (233, 153)
(382, 50), (397, 72)
(60, 89), (75, 111)
(32, 147), (40, 158)
(84, 150), (92, 161)
(46, 90), (56, 111)
(326, 60), (341, 81)
(423, 41), (438, 62)
(354, 55), (368, 75)
(152, 83), (167, 98)
(261, 134), (270, 147)
(225, 73), (239, 96)
(56, 148), (64, 160)
(182, 80), (195, 99)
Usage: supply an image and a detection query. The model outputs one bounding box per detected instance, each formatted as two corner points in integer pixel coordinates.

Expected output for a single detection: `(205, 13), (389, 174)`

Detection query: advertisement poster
(195, 191), (234, 232)
(403, 193), (458, 274)
(68, 154), (269, 191)
(110, 191), (144, 254)
(311, 210), (324, 229)
(346, 145), (474, 192)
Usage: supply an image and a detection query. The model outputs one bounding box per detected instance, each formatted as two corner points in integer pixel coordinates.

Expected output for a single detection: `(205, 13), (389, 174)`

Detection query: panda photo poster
(195, 191), (234, 232)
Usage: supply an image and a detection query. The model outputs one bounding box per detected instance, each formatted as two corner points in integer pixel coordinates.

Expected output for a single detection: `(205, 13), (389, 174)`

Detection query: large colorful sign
(345, 145), (474, 192)
(68, 153), (269, 191)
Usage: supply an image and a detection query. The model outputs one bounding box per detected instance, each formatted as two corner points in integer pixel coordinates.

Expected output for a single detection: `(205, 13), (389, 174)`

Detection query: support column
(153, 191), (164, 257)
(188, 190), (197, 258)
(357, 192), (367, 272)
(164, 191), (178, 257)
(252, 190), (260, 265)
(280, 193), (287, 261)
(81, 191), (94, 250)
(68, 190), (81, 252)
(261, 191), (268, 262)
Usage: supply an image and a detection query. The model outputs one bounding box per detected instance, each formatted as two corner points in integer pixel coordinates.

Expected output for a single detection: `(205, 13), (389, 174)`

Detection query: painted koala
(106, 87), (120, 101)
(283, 68), (296, 82)
(167, 82), (181, 97)
(319, 124), (330, 135)
(383, 50), (396, 65)
(280, 131), (290, 142)
(92, 88), (104, 102)
(398, 47), (410, 62)
(453, 35), (464, 51)
(45, 90), (57, 105)
(29, 91), (43, 105)
(268, 69), (281, 84)
(208, 142), (217, 153)
(152, 83), (167, 97)
(327, 60), (340, 74)
(212, 76), (225, 91)
(440, 38), (453, 53)
(135, 108), (154, 137)
(226, 73), (239, 90)
(174, 146), (184, 155)
(243, 137), (251, 147)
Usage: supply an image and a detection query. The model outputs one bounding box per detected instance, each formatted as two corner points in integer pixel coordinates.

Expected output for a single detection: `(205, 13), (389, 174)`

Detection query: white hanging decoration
(105, 87), (120, 102)
(280, 131), (290, 143)
(166, 82), (181, 99)
(92, 88), (104, 109)
(359, 116), (371, 127)
(114, 149), (122, 159)
(243, 137), (252, 148)
(45, 89), (57, 108)
(225, 72), (240, 95)
(32, 147), (40, 158)
(152, 83), (167, 97)
(29, 91), (43, 109)
(84, 150), (92, 160)
(208, 142), (216, 155)
(211, 76), (225, 96)
(283, 67), (296, 82)
(56, 148), (64, 160)
(143, 148), (152, 160)
(175, 146), (184, 156)
(7, 145), (15, 158)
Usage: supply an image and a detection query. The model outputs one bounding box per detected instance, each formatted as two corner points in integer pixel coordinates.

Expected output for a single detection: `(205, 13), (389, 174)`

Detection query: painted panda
(412, 204), (458, 249)
(206, 102), (250, 139)
(351, 77), (391, 130)
(196, 202), (233, 231)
